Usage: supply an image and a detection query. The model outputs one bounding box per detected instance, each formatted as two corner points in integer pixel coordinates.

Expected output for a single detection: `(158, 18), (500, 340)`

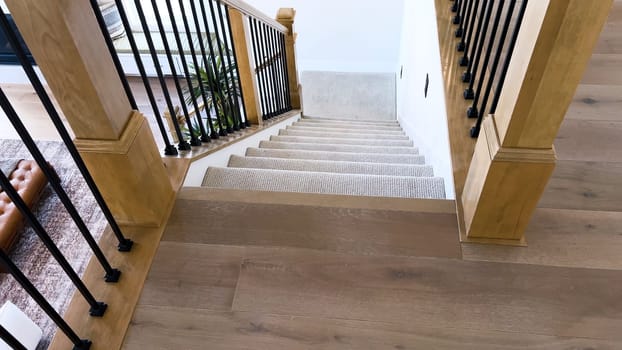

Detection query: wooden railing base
(461, 117), (555, 242)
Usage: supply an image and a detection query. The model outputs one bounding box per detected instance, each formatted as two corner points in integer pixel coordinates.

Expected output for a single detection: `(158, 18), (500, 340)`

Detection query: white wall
(397, 0), (455, 199)
(244, 0), (405, 73)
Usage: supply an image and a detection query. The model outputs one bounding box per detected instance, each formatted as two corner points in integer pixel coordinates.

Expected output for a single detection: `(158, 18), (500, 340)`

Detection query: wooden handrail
(221, 0), (287, 33)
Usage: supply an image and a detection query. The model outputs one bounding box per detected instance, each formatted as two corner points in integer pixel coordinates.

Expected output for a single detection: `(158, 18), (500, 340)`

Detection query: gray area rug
(0, 139), (107, 350)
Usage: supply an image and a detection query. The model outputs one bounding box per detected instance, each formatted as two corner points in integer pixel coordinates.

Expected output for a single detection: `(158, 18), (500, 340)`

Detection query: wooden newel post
(277, 8), (301, 109)
(229, 8), (263, 125)
(461, 0), (613, 243)
(6, 0), (174, 226)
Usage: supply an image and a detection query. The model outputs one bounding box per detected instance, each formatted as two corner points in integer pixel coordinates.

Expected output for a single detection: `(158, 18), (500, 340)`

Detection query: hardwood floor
(123, 2), (622, 349)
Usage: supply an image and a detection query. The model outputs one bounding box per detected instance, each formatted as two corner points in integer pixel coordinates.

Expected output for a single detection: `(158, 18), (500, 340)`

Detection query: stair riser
(287, 126), (405, 136)
(245, 148), (426, 164)
(270, 136), (414, 147)
(203, 167), (446, 199)
(302, 117), (399, 126)
(280, 130), (410, 140)
(228, 155), (435, 177)
(259, 141), (418, 154)
(294, 121), (403, 131)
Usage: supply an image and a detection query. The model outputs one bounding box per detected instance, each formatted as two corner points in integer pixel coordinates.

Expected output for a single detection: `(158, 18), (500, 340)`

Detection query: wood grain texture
(124, 307), (622, 350)
(233, 248), (622, 341)
(566, 84), (622, 121)
(580, 54), (622, 85)
(48, 224), (171, 350)
(555, 119), (622, 162)
(163, 194), (461, 259)
(539, 160), (622, 212)
(463, 208), (622, 270)
(137, 242), (244, 310)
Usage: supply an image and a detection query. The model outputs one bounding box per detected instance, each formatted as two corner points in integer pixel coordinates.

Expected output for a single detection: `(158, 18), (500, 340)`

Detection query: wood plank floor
(123, 1), (622, 349)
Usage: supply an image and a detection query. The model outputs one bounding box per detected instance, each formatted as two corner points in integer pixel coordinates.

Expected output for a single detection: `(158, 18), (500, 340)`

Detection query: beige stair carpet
(203, 167), (446, 199)
(228, 155), (435, 177)
(245, 148), (427, 164)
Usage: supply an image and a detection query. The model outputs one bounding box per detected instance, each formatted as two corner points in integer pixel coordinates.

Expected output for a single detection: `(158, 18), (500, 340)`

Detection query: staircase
(201, 116), (446, 199)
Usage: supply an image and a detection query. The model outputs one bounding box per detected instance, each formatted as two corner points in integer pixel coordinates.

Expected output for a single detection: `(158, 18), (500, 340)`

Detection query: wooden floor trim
(179, 187), (457, 214)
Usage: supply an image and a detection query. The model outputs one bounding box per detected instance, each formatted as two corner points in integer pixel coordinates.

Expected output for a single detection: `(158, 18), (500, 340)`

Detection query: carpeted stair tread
(246, 148), (426, 164)
(259, 141), (418, 154)
(301, 116), (399, 125)
(279, 129), (410, 140)
(228, 155), (435, 177)
(202, 167), (445, 199)
(286, 125), (406, 135)
(270, 135), (414, 147)
(293, 121), (403, 131)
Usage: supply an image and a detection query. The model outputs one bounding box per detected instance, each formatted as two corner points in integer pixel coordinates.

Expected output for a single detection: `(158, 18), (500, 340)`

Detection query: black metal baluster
(207, 0), (238, 131)
(467, 0), (505, 117)
(255, 19), (271, 119)
(0, 168), (107, 317)
(0, 7), (134, 252)
(189, 0), (223, 138)
(0, 250), (92, 350)
(463, 0), (493, 90)
(279, 32), (292, 111)
(225, 4), (251, 127)
(151, 0), (200, 146)
(455, 0), (470, 36)
(262, 23), (278, 118)
(471, 0), (517, 137)
(0, 88), (121, 282)
(250, 18), (269, 119)
(452, 0), (460, 13)
(133, 0), (191, 150)
(179, 0), (216, 140)
(216, 0), (244, 130)
(88, 0), (137, 110)
(111, 0), (177, 156)
(165, 0), (208, 144)
(269, 27), (285, 115)
(258, 21), (275, 118)
(490, 0), (528, 114)
(0, 324), (27, 350)
(199, 0), (232, 134)
(459, 0), (480, 61)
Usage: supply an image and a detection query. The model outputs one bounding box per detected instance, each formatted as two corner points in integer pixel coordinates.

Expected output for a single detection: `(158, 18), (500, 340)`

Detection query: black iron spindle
(0, 6), (134, 252)
(165, 0), (208, 144)
(208, 0), (239, 131)
(225, 4), (251, 127)
(0, 167), (107, 317)
(459, 0), (479, 61)
(216, 0), (244, 130)
(455, 0), (470, 36)
(0, 324), (27, 350)
(179, 0), (216, 140)
(133, 0), (191, 150)
(262, 22), (278, 118)
(453, 0), (461, 23)
(471, 0), (517, 138)
(88, 0), (137, 110)
(250, 18), (269, 119)
(269, 26), (285, 115)
(279, 32), (292, 111)
(467, 0), (505, 117)
(0, 87), (121, 283)
(0, 250), (92, 350)
(452, 0), (460, 13)
(199, 0), (232, 134)
(462, 0), (493, 89)
(151, 0), (201, 146)
(189, 0), (224, 137)
(490, 0), (528, 114)
(109, 0), (177, 155)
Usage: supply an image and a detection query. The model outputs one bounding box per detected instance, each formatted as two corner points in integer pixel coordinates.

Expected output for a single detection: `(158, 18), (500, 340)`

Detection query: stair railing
(89, 0), (301, 156)
(443, 0), (614, 243)
(451, 0), (528, 138)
